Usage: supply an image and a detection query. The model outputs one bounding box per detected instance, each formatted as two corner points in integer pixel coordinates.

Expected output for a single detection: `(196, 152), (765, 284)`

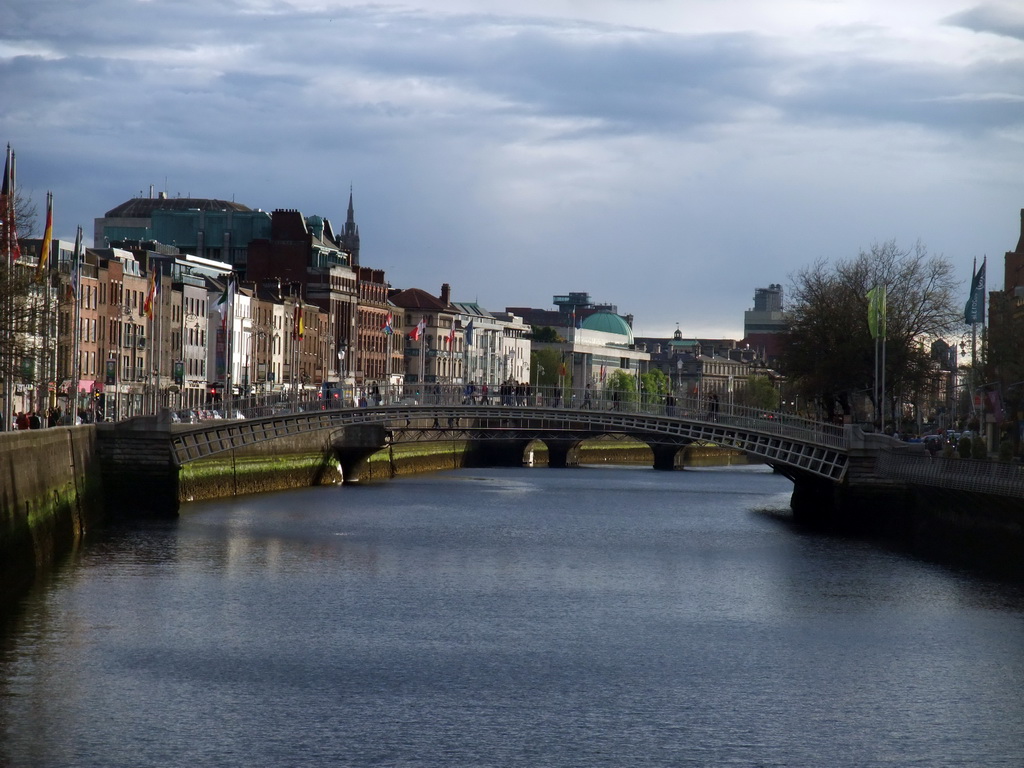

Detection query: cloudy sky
(2, 0), (1023, 337)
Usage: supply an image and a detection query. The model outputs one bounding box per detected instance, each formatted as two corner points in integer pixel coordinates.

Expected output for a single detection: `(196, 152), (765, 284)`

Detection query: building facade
(742, 284), (786, 362)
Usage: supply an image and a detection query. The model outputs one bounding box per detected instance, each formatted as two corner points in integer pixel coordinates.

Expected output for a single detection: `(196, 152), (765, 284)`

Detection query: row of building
(8, 190), (788, 419)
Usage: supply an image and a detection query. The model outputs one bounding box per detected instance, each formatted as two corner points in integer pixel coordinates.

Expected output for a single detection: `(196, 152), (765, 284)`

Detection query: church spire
(341, 184), (360, 267)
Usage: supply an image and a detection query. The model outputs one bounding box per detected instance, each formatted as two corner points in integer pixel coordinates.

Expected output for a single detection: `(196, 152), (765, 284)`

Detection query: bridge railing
(169, 383), (846, 449)
(875, 448), (1024, 498)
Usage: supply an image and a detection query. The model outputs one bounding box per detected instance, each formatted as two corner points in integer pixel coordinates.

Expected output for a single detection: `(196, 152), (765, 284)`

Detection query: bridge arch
(167, 404), (848, 483)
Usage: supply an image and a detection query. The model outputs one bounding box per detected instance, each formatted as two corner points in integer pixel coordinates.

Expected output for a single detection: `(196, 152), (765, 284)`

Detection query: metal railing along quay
(875, 448), (1024, 499)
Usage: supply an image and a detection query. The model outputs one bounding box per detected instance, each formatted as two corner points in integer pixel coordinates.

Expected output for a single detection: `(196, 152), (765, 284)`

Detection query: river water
(1, 464), (1023, 767)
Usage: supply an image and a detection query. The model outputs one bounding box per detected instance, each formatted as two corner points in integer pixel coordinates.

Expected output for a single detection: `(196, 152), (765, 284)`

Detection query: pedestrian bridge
(168, 401), (850, 482)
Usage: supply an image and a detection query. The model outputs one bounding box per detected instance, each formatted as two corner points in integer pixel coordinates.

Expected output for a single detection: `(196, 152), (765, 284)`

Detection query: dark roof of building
(104, 197), (254, 218)
(389, 287), (447, 310)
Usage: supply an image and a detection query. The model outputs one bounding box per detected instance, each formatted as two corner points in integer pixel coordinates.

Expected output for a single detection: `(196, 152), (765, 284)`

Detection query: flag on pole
(867, 284), (886, 340)
(382, 312), (394, 335)
(464, 319), (473, 346)
(217, 275), (235, 329)
(68, 225), (82, 300)
(410, 316), (426, 341)
(964, 259), (986, 325)
(35, 191), (53, 281)
(143, 268), (160, 318)
(292, 302), (304, 340)
(2, 145), (21, 263)
(446, 322), (456, 347)
(0, 145), (8, 215)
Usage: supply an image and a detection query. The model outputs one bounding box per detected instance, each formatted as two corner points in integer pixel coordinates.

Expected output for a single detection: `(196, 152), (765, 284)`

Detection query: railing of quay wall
(875, 448), (1024, 498)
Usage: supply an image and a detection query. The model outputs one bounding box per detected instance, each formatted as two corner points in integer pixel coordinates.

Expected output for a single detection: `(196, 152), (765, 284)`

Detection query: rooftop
(104, 197), (254, 218)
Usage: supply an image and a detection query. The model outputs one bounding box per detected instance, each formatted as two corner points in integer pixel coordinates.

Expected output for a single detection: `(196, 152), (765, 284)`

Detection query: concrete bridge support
(96, 419), (180, 517)
(789, 475), (840, 527)
(544, 440), (581, 469)
(474, 439), (537, 467)
(331, 425), (390, 483)
(652, 445), (682, 471)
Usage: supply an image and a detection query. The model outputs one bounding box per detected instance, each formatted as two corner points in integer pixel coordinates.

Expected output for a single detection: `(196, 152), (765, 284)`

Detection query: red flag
(446, 323), (455, 347)
(143, 269), (159, 318)
(410, 316), (426, 341)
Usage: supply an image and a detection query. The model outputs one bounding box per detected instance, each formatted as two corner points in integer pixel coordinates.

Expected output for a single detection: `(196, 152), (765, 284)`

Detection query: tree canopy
(605, 369), (637, 402)
(530, 349), (564, 387)
(780, 240), (961, 420)
(739, 375), (780, 411)
(529, 326), (562, 343)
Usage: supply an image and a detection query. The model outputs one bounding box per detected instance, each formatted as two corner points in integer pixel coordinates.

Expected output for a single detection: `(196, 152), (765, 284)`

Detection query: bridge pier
(474, 439), (537, 467)
(544, 440), (580, 469)
(97, 418), (180, 517)
(330, 425), (390, 483)
(790, 475), (839, 527)
(652, 445), (682, 471)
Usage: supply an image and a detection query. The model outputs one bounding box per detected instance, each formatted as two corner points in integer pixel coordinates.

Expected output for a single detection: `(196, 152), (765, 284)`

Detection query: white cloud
(2, 0), (1022, 337)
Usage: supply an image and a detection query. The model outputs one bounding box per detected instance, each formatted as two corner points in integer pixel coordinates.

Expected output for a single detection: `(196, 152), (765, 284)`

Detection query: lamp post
(121, 303), (135, 420)
(255, 328), (270, 395)
(178, 312), (201, 411)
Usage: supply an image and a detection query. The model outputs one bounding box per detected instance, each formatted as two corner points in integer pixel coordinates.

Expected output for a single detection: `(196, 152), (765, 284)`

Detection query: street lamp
(177, 312), (201, 410)
(120, 303), (136, 419)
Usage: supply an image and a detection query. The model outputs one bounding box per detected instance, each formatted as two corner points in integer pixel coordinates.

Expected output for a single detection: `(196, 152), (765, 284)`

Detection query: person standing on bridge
(708, 393), (720, 422)
(582, 383), (592, 409)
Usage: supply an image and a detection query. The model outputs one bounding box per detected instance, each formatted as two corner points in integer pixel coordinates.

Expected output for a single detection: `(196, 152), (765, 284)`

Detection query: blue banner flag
(964, 260), (986, 325)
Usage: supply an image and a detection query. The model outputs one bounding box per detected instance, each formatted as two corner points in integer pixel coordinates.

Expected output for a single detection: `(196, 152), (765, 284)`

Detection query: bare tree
(781, 240), (962, 421)
(14, 189), (38, 238)
(0, 260), (44, 384)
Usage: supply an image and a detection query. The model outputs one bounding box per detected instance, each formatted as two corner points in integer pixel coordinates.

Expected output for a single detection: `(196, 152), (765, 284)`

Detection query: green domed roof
(581, 311), (633, 343)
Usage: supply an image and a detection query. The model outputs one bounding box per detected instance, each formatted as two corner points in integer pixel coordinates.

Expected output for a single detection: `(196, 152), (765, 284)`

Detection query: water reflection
(1, 465), (1022, 768)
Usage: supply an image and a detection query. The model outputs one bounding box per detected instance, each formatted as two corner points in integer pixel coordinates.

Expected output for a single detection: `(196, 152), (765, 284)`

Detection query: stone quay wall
(0, 426), (105, 607)
(178, 427), (346, 503)
(4, 422), (1022, 612)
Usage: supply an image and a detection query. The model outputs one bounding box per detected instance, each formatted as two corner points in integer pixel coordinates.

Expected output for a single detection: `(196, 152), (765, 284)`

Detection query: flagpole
(880, 286), (886, 430)
(37, 191), (54, 423)
(71, 226), (82, 423)
(873, 298), (880, 428)
(971, 256), (977, 379)
(1, 145), (10, 429)
(970, 256), (978, 430)
(150, 272), (160, 414)
(225, 275), (234, 417)
(157, 271), (163, 414)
